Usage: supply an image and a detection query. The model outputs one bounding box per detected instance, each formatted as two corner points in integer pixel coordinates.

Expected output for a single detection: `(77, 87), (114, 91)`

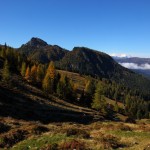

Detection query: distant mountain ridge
(114, 57), (150, 65)
(15, 37), (150, 92)
(113, 56), (150, 79)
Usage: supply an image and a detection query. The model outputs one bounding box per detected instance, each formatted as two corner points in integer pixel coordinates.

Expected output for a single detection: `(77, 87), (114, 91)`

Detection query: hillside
(0, 73), (150, 149)
(17, 38), (150, 93)
(1, 64), (124, 123)
(0, 73), (98, 124)
(57, 47), (150, 93)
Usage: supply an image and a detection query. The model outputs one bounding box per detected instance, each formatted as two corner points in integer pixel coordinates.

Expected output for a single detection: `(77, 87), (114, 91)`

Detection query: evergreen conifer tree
(42, 73), (52, 94)
(92, 81), (106, 112)
(37, 64), (44, 82)
(21, 62), (26, 77)
(2, 59), (10, 81)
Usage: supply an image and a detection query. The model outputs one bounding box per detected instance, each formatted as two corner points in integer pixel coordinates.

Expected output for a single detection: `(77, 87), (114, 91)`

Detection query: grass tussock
(66, 128), (90, 139)
(29, 125), (49, 135)
(144, 143), (150, 150)
(99, 134), (124, 149)
(116, 123), (132, 131)
(0, 122), (11, 134)
(59, 139), (86, 150)
(125, 117), (136, 124)
(40, 143), (58, 150)
(0, 129), (28, 148)
(137, 125), (150, 132)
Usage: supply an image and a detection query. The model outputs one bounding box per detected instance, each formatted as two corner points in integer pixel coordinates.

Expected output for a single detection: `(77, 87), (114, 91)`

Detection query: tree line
(0, 45), (149, 119)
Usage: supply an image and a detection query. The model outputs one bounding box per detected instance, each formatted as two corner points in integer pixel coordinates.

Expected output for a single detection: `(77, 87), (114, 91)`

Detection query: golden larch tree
(25, 66), (31, 81)
(47, 61), (56, 79)
(42, 61), (56, 94)
(30, 65), (37, 82)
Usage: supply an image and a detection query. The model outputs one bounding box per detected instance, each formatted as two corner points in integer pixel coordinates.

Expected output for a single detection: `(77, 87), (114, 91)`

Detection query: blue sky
(0, 0), (150, 57)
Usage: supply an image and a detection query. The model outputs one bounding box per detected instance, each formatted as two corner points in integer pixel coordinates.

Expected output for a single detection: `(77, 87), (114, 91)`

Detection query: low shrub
(0, 129), (28, 148)
(100, 134), (123, 149)
(40, 143), (58, 150)
(125, 117), (136, 124)
(31, 125), (49, 135)
(59, 139), (86, 150)
(66, 128), (90, 139)
(0, 122), (11, 134)
(91, 122), (103, 130)
(117, 123), (132, 131)
(138, 125), (150, 132)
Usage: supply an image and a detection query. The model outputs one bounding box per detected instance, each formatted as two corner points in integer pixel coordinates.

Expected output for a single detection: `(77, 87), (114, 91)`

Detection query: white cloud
(110, 53), (130, 58)
(119, 63), (150, 70)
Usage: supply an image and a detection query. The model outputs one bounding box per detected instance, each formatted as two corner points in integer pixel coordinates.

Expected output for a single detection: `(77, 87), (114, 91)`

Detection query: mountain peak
(26, 37), (48, 48)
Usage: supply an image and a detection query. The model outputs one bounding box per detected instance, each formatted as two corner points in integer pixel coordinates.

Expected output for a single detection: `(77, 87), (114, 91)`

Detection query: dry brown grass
(66, 128), (90, 139)
(0, 122), (11, 134)
(0, 129), (28, 148)
(116, 123), (132, 131)
(0, 114), (150, 150)
(59, 139), (87, 150)
(57, 70), (87, 91)
(99, 134), (124, 149)
(105, 97), (124, 109)
(40, 143), (58, 150)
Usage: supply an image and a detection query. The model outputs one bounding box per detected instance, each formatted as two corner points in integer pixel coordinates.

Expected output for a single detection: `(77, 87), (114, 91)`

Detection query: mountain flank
(0, 72), (96, 123)
(18, 38), (150, 93)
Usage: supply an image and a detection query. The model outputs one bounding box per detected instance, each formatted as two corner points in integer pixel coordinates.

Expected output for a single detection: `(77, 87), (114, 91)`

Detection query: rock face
(25, 37), (48, 48)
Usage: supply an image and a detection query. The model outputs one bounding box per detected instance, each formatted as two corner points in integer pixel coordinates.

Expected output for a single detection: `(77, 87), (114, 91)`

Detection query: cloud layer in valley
(119, 63), (150, 70)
